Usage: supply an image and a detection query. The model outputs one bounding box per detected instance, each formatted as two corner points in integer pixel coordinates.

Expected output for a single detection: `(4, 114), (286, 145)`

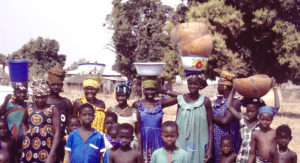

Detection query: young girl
(227, 79), (279, 163)
(21, 79), (61, 162)
(73, 77), (106, 132)
(0, 82), (27, 149)
(132, 78), (177, 163)
(175, 74), (213, 163)
(109, 81), (138, 148)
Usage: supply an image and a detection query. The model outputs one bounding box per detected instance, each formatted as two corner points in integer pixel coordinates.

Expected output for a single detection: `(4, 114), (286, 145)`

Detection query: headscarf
(83, 78), (102, 89)
(258, 106), (278, 117)
(31, 79), (50, 96)
(142, 79), (157, 89)
(218, 71), (235, 86)
(48, 68), (66, 84)
(186, 74), (206, 81)
(116, 81), (132, 95)
(11, 82), (27, 91)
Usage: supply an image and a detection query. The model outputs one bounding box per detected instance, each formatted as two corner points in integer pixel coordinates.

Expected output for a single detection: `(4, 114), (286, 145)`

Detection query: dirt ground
(62, 83), (300, 161)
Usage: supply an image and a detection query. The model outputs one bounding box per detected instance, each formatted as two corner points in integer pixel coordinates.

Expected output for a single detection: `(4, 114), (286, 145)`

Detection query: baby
(269, 125), (297, 163)
(219, 136), (237, 163)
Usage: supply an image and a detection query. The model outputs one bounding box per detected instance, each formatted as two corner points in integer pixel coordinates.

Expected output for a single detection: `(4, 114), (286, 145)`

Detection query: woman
(212, 71), (241, 163)
(21, 79), (60, 162)
(73, 77), (106, 132)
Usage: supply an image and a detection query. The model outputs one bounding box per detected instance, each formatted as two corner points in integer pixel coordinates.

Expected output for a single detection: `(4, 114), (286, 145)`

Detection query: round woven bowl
(233, 74), (272, 98)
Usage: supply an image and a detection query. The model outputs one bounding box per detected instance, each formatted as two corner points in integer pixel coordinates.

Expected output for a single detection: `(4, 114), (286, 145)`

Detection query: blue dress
(212, 96), (241, 163)
(138, 102), (164, 163)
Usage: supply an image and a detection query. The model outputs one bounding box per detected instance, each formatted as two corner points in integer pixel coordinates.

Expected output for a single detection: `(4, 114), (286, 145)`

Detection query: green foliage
(8, 37), (66, 79)
(183, 0), (300, 83)
(106, 0), (181, 80)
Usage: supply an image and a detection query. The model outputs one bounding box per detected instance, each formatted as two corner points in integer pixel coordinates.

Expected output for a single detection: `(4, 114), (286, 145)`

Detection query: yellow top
(80, 97), (107, 132)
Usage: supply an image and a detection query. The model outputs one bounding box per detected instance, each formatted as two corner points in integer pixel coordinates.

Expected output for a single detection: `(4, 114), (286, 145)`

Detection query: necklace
(277, 146), (288, 163)
(116, 106), (129, 116)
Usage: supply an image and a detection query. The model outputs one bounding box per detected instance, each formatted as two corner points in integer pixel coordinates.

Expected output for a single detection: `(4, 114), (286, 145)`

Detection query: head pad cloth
(116, 81), (132, 95)
(31, 79), (50, 96)
(218, 71), (235, 86)
(241, 97), (266, 108)
(186, 74), (207, 81)
(48, 68), (66, 84)
(11, 82), (27, 91)
(258, 106), (277, 117)
(83, 78), (102, 89)
(142, 79), (157, 89)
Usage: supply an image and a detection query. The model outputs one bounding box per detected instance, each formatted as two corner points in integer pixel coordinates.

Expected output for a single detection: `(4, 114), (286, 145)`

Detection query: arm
(269, 149), (274, 163)
(65, 98), (73, 117)
(213, 98), (241, 126)
(0, 94), (11, 116)
(160, 97), (178, 108)
(226, 88), (242, 120)
(21, 109), (29, 137)
(136, 110), (143, 154)
(64, 151), (71, 163)
(73, 99), (82, 116)
(137, 151), (143, 163)
(47, 107), (61, 163)
(292, 153), (297, 163)
(204, 97), (213, 162)
(247, 132), (257, 163)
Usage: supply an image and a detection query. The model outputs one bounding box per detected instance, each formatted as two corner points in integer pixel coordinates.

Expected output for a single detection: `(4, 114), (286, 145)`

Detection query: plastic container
(8, 60), (29, 82)
(78, 63), (106, 76)
(134, 62), (165, 76)
(181, 56), (208, 71)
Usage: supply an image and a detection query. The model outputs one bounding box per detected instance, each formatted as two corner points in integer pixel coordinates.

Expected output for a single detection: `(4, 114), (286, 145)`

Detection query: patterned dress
(236, 116), (260, 163)
(21, 105), (55, 162)
(212, 96), (241, 163)
(138, 102), (164, 163)
(176, 95), (208, 163)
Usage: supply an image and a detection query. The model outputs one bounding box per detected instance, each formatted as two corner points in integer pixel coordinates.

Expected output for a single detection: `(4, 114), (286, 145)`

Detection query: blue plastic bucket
(8, 60), (29, 82)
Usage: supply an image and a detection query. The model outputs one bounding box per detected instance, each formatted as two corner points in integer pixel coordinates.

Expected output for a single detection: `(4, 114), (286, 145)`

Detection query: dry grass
(61, 85), (300, 161)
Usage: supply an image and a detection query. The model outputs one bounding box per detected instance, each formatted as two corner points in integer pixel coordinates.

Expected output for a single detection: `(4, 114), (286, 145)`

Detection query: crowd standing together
(0, 69), (298, 163)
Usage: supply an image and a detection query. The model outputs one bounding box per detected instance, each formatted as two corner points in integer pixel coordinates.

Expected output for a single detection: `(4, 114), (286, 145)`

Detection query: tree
(8, 37), (66, 79)
(106, 0), (182, 80)
(174, 0), (300, 84)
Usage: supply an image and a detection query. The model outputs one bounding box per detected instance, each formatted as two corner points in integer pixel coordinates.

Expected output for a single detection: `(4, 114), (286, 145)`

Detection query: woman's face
(14, 89), (27, 101)
(116, 92), (129, 105)
(84, 86), (98, 100)
(48, 83), (63, 94)
(143, 88), (156, 99)
(33, 95), (48, 107)
(187, 79), (201, 94)
(217, 83), (226, 95)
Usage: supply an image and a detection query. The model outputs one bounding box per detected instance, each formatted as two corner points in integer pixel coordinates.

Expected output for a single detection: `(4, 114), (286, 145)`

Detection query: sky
(0, 0), (182, 69)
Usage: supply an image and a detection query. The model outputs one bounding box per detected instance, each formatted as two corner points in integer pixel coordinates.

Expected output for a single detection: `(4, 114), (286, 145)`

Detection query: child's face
(276, 132), (291, 148)
(187, 79), (201, 94)
(109, 124), (120, 147)
(116, 92), (129, 105)
(105, 117), (117, 132)
(161, 126), (178, 148)
(0, 122), (8, 138)
(67, 118), (81, 133)
(117, 129), (133, 148)
(33, 95), (48, 107)
(0, 152), (9, 163)
(221, 139), (233, 155)
(245, 104), (259, 121)
(79, 108), (95, 126)
(14, 89), (27, 101)
(143, 88), (156, 99)
(48, 83), (63, 94)
(259, 113), (273, 129)
(83, 86), (98, 101)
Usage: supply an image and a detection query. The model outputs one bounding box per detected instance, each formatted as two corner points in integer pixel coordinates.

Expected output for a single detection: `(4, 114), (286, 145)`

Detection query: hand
(157, 83), (168, 94)
(5, 94), (12, 102)
(45, 154), (54, 163)
(204, 150), (212, 162)
(271, 77), (277, 88)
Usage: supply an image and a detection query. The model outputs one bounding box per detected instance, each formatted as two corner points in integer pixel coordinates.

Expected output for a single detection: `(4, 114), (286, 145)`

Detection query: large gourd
(233, 74), (272, 98)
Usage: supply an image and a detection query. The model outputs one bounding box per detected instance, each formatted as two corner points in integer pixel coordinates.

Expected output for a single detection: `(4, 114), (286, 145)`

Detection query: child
(150, 121), (188, 163)
(109, 81), (138, 148)
(73, 77), (106, 132)
(65, 103), (105, 163)
(269, 125), (297, 163)
(109, 123), (142, 163)
(219, 136), (237, 163)
(0, 149), (10, 163)
(104, 123), (120, 163)
(0, 118), (16, 163)
(63, 116), (81, 163)
(132, 78), (177, 162)
(248, 106), (278, 163)
(175, 74), (213, 163)
(104, 112), (118, 135)
(0, 82), (27, 148)
(21, 79), (61, 162)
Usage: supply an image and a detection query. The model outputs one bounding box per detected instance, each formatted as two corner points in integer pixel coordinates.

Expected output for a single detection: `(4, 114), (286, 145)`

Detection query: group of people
(0, 68), (298, 163)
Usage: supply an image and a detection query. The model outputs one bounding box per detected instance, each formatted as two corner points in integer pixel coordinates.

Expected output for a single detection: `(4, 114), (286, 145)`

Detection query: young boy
(104, 123), (120, 163)
(0, 149), (10, 163)
(65, 103), (105, 163)
(104, 112), (118, 135)
(219, 136), (237, 163)
(150, 121), (188, 163)
(248, 106), (278, 163)
(109, 123), (142, 163)
(0, 118), (16, 163)
(269, 125), (297, 163)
